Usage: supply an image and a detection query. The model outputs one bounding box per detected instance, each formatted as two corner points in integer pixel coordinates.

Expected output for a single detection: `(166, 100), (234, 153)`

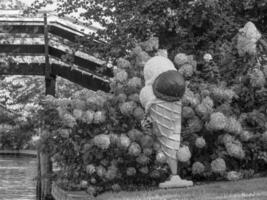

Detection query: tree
(28, 0), (267, 59)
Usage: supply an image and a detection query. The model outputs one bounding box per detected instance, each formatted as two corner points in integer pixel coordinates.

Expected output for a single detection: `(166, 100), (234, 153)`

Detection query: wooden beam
(44, 13), (55, 96)
(49, 47), (112, 77)
(0, 44), (44, 54)
(0, 24), (44, 34)
(0, 62), (45, 75)
(51, 63), (110, 92)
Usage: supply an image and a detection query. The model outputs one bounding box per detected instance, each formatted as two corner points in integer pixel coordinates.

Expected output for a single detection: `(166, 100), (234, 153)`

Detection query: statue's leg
(167, 157), (177, 175)
(159, 157), (193, 189)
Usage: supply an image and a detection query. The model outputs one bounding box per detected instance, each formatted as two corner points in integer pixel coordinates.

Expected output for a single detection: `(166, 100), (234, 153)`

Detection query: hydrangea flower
(135, 50), (151, 68)
(260, 131), (267, 144)
(182, 88), (200, 107)
(105, 166), (118, 181)
(226, 171), (242, 181)
(72, 99), (86, 111)
(156, 151), (167, 163)
(210, 86), (236, 103)
(82, 110), (95, 124)
(187, 116), (203, 134)
(73, 109), (83, 120)
(207, 112), (228, 131)
(120, 101), (136, 115)
(174, 53), (188, 67)
(195, 97), (214, 119)
(111, 184), (121, 192)
(178, 64), (194, 78)
(109, 133), (119, 145)
(139, 166), (149, 174)
(86, 164), (96, 175)
(128, 77), (142, 89)
(153, 142), (161, 152)
(128, 93), (140, 102)
(143, 148), (153, 156)
(127, 129), (143, 142)
(119, 134), (131, 149)
(31, 135), (40, 144)
(182, 106), (195, 119)
(220, 134), (235, 145)
(116, 93), (127, 103)
(249, 68), (266, 88)
(155, 49), (168, 57)
(80, 180), (88, 188)
(126, 167), (137, 176)
(240, 130), (253, 142)
(117, 58), (131, 69)
(96, 165), (106, 178)
(150, 170), (161, 178)
(128, 142), (142, 157)
(93, 111), (106, 124)
(133, 107), (145, 121)
(140, 135), (153, 148)
(225, 117), (242, 135)
(59, 129), (71, 138)
(136, 154), (150, 165)
(140, 37), (159, 52)
(211, 158), (226, 174)
(203, 53), (213, 62)
(114, 69), (128, 82)
(195, 137), (206, 148)
(225, 142), (245, 160)
(192, 161), (205, 175)
(57, 106), (66, 118)
(93, 134), (111, 150)
(177, 145), (191, 162)
(62, 113), (77, 128)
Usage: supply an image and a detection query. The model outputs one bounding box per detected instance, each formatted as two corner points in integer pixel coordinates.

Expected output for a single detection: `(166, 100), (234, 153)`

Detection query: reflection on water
(0, 155), (37, 200)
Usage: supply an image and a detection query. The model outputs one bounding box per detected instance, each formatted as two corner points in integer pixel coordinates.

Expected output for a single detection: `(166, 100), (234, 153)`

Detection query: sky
(22, 0), (57, 11)
(20, 0), (35, 5)
(11, 0), (102, 28)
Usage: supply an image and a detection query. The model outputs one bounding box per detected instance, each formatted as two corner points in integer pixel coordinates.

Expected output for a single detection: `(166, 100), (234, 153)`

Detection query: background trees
(28, 0), (267, 59)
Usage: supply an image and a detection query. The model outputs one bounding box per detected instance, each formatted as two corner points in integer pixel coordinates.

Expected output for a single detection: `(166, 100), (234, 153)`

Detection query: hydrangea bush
(36, 30), (267, 195)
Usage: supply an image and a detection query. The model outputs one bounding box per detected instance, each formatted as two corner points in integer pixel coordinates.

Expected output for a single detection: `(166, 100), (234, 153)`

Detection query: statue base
(159, 175), (193, 189)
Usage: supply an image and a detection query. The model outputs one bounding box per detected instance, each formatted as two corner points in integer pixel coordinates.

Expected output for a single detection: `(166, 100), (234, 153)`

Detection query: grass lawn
(97, 177), (267, 200)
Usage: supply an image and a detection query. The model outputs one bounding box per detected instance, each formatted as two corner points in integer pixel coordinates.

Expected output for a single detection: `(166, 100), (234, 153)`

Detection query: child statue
(140, 56), (193, 188)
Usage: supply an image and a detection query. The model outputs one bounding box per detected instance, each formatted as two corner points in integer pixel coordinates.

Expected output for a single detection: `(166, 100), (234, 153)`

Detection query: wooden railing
(0, 11), (112, 92)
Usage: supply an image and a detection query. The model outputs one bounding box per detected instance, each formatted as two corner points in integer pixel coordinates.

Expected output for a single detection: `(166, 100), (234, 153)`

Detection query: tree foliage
(28, 0), (267, 59)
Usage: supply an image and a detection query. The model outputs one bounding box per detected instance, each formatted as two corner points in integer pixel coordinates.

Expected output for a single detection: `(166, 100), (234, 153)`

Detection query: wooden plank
(49, 47), (112, 77)
(0, 25), (44, 34)
(0, 44), (44, 54)
(49, 38), (105, 65)
(51, 63), (110, 92)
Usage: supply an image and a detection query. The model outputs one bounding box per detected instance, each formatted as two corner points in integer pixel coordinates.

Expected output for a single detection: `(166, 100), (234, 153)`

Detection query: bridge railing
(0, 11), (112, 92)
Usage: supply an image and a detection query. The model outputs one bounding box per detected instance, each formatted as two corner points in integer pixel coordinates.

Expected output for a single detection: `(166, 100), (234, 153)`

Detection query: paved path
(98, 177), (267, 200)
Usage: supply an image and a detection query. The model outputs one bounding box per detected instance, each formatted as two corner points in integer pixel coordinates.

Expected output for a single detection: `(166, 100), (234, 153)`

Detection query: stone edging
(52, 182), (91, 200)
(0, 150), (37, 157)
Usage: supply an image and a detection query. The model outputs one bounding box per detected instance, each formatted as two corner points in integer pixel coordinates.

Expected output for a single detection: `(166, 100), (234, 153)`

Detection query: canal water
(0, 155), (37, 200)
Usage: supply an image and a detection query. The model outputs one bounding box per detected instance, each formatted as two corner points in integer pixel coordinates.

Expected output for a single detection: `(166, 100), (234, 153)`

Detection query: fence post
(37, 12), (56, 200)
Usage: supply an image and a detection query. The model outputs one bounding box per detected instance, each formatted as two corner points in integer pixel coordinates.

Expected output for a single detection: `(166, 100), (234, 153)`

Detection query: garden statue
(140, 56), (193, 188)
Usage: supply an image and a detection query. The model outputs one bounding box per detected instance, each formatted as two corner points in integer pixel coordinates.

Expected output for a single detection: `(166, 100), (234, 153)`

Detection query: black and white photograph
(0, 0), (267, 199)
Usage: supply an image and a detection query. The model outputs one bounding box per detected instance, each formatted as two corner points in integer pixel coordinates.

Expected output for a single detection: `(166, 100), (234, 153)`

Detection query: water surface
(0, 155), (37, 200)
